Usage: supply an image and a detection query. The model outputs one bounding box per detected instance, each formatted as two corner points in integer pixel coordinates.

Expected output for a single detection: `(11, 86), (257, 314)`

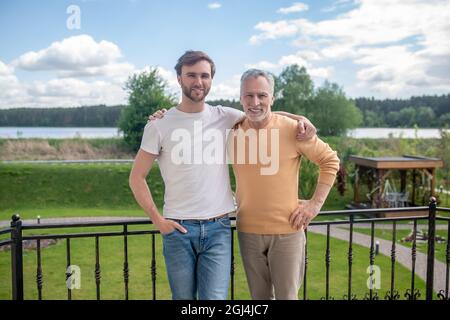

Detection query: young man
(230, 69), (340, 300)
(129, 51), (316, 300)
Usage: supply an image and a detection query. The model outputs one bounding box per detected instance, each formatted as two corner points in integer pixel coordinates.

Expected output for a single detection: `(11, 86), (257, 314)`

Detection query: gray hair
(240, 69), (275, 95)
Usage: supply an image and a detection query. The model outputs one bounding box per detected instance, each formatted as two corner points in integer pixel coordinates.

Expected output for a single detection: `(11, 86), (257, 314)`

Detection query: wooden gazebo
(348, 155), (443, 217)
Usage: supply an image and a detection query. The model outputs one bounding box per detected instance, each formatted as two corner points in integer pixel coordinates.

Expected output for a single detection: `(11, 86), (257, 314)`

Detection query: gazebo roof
(349, 155), (444, 169)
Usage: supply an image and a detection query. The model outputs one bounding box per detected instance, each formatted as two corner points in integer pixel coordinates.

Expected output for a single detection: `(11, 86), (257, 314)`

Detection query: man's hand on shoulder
(272, 111), (316, 140)
(296, 116), (316, 141)
(148, 108), (167, 122)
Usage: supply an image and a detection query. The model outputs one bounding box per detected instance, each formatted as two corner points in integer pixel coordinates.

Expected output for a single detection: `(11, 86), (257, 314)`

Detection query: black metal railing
(0, 198), (449, 300)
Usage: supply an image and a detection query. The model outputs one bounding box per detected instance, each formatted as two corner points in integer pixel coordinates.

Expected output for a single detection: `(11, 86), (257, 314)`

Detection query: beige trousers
(238, 231), (306, 300)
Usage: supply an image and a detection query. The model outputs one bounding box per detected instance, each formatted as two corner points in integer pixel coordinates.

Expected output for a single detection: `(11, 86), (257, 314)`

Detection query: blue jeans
(162, 215), (232, 300)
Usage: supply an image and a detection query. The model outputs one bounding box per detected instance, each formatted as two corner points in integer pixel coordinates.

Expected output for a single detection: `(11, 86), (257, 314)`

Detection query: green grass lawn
(0, 162), (354, 214)
(0, 223), (428, 300)
(0, 163), (154, 211)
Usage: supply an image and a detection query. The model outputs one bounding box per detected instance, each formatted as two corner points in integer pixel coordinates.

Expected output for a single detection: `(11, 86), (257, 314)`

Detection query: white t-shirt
(140, 104), (244, 219)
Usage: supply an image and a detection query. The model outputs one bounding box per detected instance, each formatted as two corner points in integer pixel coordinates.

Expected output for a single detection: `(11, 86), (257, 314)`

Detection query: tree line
(0, 105), (125, 127)
(213, 96), (450, 129)
(0, 66), (448, 132)
(354, 95), (450, 127)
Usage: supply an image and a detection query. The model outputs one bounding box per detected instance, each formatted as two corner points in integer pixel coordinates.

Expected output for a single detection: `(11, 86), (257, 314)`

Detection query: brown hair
(174, 50), (216, 78)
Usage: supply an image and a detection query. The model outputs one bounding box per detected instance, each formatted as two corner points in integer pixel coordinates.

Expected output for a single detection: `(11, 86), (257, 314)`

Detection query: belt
(203, 213), (229, 222)
(171, 213), (230, 223)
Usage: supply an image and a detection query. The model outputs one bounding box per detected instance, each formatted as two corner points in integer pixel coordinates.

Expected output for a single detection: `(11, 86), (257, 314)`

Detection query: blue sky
(1, 0), (450, 108)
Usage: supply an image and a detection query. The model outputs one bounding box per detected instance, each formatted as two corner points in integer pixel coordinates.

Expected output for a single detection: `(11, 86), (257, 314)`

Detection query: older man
(229, 69), (340, 300)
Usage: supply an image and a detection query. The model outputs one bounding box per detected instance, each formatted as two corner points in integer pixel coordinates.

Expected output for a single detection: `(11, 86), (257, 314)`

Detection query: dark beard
(181, 85), (210, 102)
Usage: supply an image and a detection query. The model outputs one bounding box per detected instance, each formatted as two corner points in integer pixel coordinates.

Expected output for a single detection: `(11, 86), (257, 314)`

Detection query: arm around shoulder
(274, 111), (316, 139)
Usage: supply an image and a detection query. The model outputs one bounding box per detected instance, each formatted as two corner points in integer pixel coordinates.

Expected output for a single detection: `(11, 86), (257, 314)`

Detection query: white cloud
(278, 53), (309, 67)
(1, 47), (185, 108)
(24, 65), (181, 108)
(0, 75), (128, 109)
(295, 50), (322, 61)
(245, 60), (279, 70)
(309, 67), (333, 78)
(58, 62), (136, 83)
(0, 61), (24, 108)
(1, 35), (151, 108)
(277, 2), (309, 14)
(246, 51), (333, 79)
(11, 34), (138, 86)
(250, 20), (302, 45)
(0, 35), (158, 108)
(354, 45), (450, 97)
(209, 74), (241, 100)
(0, 60), (14, 76)
(320, 44), (358, 60)
(208, 3), (222, 10)
(249, 0), (450, 97)
(28, 78), (95, 98)
(13, 35), (122, 71)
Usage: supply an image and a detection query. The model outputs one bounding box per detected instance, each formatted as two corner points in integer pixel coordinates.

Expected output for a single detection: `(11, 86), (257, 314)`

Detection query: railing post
(426, 197), (437, 300)
(10, 214), (24, 300)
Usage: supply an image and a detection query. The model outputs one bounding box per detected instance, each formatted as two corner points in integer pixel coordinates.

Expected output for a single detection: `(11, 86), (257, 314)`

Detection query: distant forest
(0, 95), (449, 127)
(0, 105), (125, 127)
(353, 95), (450, 128)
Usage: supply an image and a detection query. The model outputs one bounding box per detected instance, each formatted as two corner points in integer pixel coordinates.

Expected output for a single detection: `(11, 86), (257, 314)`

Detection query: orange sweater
(230, 114), (340, 234)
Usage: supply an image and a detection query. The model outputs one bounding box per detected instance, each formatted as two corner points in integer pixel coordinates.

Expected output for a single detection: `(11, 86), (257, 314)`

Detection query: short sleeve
(140, 121), (161, 155)
(222, 107), (245, 127)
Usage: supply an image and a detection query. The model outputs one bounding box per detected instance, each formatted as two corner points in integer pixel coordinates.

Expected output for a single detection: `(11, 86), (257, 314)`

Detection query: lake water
(346, 128), (449, 139)
(0, 127), (122, 139)
(0, 127), (448, 139)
